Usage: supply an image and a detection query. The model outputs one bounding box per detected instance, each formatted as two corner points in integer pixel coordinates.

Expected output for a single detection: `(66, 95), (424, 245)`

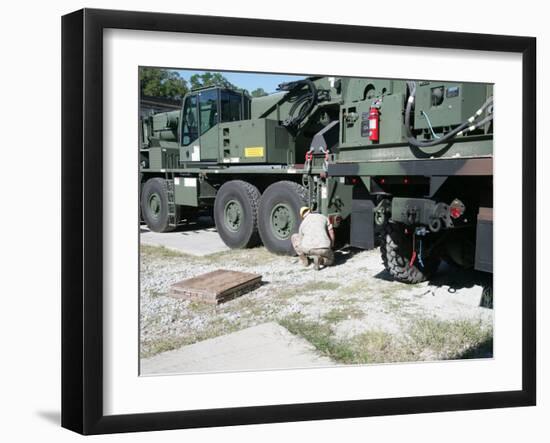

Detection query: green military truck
(140, 76), (493, 284)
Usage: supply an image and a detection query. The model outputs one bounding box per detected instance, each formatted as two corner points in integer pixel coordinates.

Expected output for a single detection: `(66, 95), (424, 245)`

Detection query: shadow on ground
(140, 216), (215, 235)
(332, 246), (362, 266)
(428, 262), (492, 291)
(36, 410), (60, 425)
(456, 337), (494, 359)
(372, 260), (492, 293)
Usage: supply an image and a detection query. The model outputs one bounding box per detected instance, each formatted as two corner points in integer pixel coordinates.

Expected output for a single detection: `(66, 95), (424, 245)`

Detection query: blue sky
(173, 69), (304, 94)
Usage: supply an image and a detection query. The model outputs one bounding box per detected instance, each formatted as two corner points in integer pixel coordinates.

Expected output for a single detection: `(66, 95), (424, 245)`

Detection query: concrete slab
(140, 222), (229, 256)
(140, 322), (335, 375)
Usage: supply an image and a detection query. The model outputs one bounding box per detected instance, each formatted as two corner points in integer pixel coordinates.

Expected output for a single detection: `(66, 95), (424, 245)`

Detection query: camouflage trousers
(291, 234), (335, 266)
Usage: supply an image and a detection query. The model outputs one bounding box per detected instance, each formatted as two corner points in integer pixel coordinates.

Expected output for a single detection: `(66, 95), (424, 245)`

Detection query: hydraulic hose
(279, 79), (318, 131)
(405, 81), (493, 147)
(456, 113), (494, 136)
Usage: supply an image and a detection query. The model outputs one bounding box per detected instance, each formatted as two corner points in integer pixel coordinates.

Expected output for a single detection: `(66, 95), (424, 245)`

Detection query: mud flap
(350, 199), (375, 250)
(475, 207), (493, 273)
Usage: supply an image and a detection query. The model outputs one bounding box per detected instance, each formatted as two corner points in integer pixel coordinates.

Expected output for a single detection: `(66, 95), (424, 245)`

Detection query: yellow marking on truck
(244, 146), (265, 158)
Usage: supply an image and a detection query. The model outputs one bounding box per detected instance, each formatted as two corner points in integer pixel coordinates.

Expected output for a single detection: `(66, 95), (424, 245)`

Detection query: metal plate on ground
(169, 269), (262, 304)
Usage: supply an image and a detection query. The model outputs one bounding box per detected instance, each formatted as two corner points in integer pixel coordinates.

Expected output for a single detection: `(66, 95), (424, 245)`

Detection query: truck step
(165, 178), (177, 228)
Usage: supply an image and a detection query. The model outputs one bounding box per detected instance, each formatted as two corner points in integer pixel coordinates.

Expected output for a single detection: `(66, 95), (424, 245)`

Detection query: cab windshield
(182, 88), (250, 145)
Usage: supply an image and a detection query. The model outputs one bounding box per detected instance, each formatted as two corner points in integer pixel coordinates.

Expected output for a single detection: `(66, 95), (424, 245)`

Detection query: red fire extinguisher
(369, 106), (379, 142)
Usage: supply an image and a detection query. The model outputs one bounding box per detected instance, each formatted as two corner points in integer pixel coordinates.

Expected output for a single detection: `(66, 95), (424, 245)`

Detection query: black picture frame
(61, 8), (537, 435)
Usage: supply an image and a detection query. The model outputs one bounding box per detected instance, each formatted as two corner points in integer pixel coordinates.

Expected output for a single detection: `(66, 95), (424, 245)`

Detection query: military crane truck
(140, 76), (493, 283)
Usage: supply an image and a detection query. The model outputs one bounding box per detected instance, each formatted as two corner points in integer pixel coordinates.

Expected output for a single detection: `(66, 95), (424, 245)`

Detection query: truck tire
(258, 181), (308, 255)
(480, 285), (493, 309)
(213, 180), (261, 249)
(380, 223), (440, 284)
(140, 177), (176, 233)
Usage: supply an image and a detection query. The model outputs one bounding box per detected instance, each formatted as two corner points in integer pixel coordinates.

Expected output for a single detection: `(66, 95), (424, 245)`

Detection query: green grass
(343, 278), (408, 298)
(229, 296), (268, 318)
(343, 280), (371, 294)
(140, 244), (276, 267)
(198, 247), (276, 267)
(140, 244), (187, 258)
(141, 335), (189, 358)
(141, 317), (243, 358)
(322, 306), (364, 323)
(348, 330), (415, 364)
(279, 314), (355, 363)
(148, 289), (165, 299)
(279, 313), (413, 365)
(275, 280), (341, 300)
(408, 317), (493, 360)
(278, 313), (493, 365)
(384, 297), (407, 311)
(186, 300), (218, 315)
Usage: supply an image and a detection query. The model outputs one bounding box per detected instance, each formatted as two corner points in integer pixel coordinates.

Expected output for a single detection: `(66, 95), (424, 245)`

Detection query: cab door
(181, 93), (200, 162)
(197, 89), (220, 161)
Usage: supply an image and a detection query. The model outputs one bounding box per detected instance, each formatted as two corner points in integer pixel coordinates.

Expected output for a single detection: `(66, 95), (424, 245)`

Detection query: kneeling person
(291, 207), (335, 270)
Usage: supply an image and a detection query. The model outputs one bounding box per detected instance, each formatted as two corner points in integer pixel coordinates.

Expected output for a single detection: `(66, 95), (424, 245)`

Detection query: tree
(189, 72), (238, 90)
(139, 68), (188, 100)
(251, 88), (268, 97)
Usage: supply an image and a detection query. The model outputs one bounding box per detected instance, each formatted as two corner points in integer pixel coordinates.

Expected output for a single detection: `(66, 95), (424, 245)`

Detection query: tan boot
(313, 256), (321, 271)
(299, 254), (309, 267)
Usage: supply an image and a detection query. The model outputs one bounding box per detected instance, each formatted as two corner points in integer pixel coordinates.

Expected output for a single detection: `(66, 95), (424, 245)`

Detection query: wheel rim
(148, 193), (162, 219)
(270, 203), (295, 239)
(224, 199), (243, 232)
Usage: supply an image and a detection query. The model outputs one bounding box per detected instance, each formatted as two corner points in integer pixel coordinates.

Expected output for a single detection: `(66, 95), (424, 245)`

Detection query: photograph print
(138, 67), (494, 376)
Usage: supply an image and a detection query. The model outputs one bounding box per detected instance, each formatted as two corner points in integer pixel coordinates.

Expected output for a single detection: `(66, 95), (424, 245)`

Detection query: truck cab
(179, 87), (251, 163)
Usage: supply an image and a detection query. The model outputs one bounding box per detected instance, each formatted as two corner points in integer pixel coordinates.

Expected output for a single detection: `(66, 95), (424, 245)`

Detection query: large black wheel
(141, 178), (176, 233)
(380, 223), (440, 284)
(480, 285), (493, 309)
(258, 181), (308, 255)
(213, 180), (261, 249)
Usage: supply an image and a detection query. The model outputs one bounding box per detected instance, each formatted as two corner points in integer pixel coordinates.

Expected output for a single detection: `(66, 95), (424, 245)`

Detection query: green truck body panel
(319, 179), (353, 221)
(413, 82), (492, 130)
(216, 118), (294, 164)
(147, 147), (179, 170)
(172, 176), (217, 207)
(174, 176), (198, 206)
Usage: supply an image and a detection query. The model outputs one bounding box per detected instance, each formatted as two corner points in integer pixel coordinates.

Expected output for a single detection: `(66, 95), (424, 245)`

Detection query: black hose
(279, 79), (318, 131)
(468, 114), (494, 131)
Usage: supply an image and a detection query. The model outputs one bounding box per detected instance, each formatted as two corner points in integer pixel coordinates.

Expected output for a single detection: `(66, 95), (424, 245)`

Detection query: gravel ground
(140, 244), (493, 365)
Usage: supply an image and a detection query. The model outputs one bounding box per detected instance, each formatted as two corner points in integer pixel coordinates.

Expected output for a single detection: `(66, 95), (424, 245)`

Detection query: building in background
(140, 95), (181, 118)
